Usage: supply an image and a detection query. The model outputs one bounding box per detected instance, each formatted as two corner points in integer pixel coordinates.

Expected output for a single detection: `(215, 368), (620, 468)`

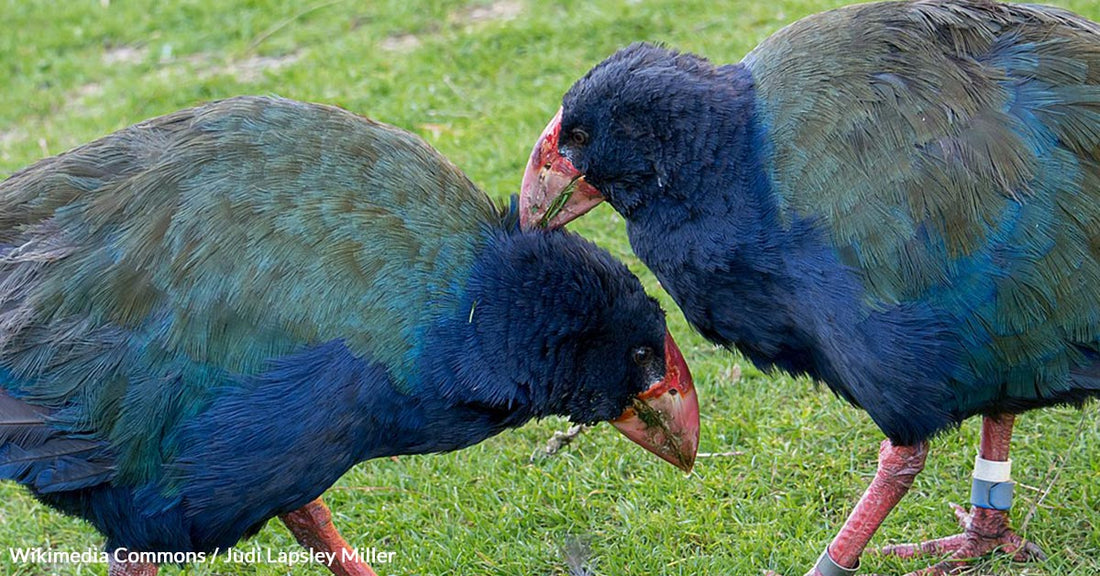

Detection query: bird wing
(746, 0), (1100, 396)
(0, 96), (500, 489)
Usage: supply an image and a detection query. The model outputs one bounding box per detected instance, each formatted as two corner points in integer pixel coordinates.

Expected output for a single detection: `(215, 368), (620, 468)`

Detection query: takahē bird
(0, 96), (700, 576)
(520, 1), (1100, 574)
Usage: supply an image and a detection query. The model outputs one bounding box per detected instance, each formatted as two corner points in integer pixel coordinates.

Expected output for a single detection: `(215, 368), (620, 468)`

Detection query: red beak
(610, 330), (700, 472)
(520, 108), (606, 230)
(523, 109), (697, 470)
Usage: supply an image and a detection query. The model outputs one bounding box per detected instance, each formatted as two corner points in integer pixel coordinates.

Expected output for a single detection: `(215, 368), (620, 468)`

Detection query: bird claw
(871, 503), (1046, 574)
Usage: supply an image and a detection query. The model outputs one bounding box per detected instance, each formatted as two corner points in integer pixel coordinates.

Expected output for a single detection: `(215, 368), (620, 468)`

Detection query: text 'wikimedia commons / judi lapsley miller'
(8, 546), (398, 567)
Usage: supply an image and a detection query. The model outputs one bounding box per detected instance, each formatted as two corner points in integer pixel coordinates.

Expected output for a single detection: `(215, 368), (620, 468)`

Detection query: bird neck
(624, 63), (822, 365)
(627, 63), (783, 257)
(415, 229), (589, 428)
(626, 63), (777, 233)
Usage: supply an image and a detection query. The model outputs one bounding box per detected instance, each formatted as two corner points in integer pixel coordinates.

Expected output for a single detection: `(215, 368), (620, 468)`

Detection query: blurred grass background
(1, 0), (1098, 574)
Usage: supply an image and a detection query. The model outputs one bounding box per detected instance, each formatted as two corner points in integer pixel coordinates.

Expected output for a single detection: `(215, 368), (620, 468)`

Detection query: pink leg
(764, 439), (928, 576)
(108, 557), (157, 576)
(875, 414), (1046, 575)
(825, 439), (930, 570)
(279, 497), (378, 576)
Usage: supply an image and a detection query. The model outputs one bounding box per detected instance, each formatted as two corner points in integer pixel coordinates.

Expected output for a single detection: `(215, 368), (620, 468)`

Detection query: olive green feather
(747, 0), (1100, 402)
(0, 96), (501, 481)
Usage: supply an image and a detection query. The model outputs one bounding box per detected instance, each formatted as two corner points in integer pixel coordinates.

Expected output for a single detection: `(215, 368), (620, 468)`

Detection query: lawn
(1, 0), (1098, 575)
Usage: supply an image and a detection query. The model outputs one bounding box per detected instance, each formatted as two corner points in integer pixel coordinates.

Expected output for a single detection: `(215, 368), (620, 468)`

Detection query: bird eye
(568, 128), (589, 147)
(631, 346), (654, 367)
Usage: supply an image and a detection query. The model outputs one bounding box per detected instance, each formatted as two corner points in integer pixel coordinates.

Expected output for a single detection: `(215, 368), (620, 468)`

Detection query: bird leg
(763, 440), (928, 576)
(279, 497), (378, 576)
(874, 414), (1046, 575)
(107, 557), (157, 576)
(799, 439), (929, 576)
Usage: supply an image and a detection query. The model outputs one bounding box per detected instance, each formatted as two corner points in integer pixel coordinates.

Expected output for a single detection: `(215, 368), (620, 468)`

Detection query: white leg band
(974, 455), (1012, 482)
(972, 454), (1014, 510)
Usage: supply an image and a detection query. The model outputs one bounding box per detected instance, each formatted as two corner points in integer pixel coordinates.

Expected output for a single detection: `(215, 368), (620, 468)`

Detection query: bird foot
(872, 503), (1045, 575)
(279, 498), (378, 576)
(108, 557), (157, 576)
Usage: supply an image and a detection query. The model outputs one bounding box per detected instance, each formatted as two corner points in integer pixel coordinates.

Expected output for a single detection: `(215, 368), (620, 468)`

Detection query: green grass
(2, 0), (1099, 574)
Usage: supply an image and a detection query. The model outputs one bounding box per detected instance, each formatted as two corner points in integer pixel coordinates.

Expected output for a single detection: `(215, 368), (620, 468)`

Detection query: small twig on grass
(720, 363), (742, 386)
(248, 0), (349, 52)
(530, 424), (590, 462)
(440, 75), (487, 116)
(1020, 405), (1095, 531)
(560, 536), (596, 576)
(442, 75), (470, 103)
(696, 450), (745, 459)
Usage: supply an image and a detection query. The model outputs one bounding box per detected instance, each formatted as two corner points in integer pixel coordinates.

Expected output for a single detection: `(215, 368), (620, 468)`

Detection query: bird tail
(0, 389), (114, 493)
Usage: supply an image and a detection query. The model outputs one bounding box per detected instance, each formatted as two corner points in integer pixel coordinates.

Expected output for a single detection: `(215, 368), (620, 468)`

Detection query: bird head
(520, 43), (723, 229)
(459, 229), (699, 472)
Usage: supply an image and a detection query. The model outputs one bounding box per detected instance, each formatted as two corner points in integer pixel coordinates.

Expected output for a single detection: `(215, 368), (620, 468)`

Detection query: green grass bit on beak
(536, 177), (578, 229)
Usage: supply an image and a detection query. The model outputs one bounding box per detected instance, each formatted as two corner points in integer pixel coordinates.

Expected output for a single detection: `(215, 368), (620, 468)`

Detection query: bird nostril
(668, 389), (678, 396)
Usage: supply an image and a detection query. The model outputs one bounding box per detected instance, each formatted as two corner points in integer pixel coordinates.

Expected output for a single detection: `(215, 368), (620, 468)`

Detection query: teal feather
(745, 0), (1100, 411)
(550, 0), (1100, 442)
(0, 96), (502, 484)
(2, 95), (678, 554)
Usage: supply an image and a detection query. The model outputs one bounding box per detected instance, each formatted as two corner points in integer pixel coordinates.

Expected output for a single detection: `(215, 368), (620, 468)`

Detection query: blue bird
(520, 1), (1100, 574)
(0, 96), (700, 576)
